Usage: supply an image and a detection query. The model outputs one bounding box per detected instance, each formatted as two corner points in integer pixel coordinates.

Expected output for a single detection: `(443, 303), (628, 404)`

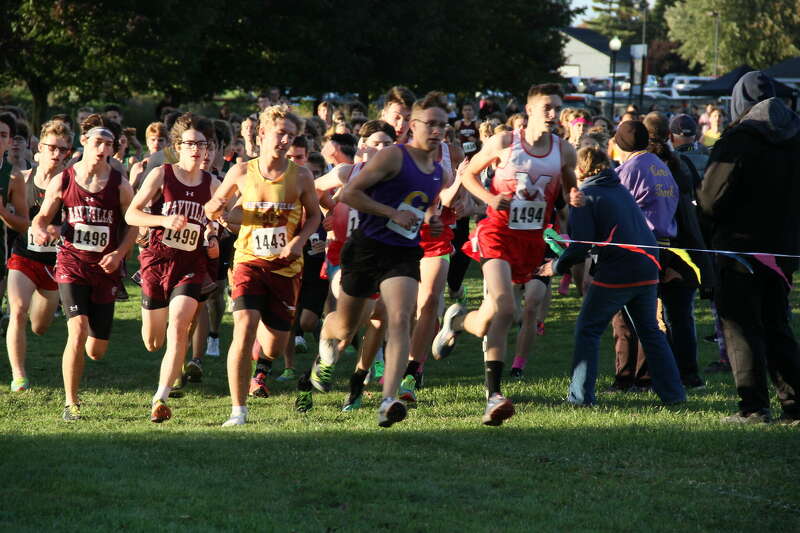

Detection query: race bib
(72, 223), (110, 252)
(462, 141), (477, 153)
(162, 222), (201, 252)
(308, 234), (322, 256)
(508, 199), (546, 230)
(386, 202), (424, 240)
(252, 226), (288, 257)
(346, 208), (359, 237)
(27, 227), (58, 253)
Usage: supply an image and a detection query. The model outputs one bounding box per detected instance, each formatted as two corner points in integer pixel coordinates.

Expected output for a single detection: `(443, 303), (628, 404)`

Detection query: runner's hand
(322, 211), (334, 231)
(569, 187), (585, 208)
(32, 223), (50, 246)
(280, 236), (304, 261)
(164, 214), (187, 231)
(99, 250), (123, 274)
(488, 194), (511, 211)
(204, 197), (225, 221)
(390, 209), (418, 230)
(537, 260), (554, 277)
(206, 236), (220, 259)
(427, 215), (444, 237)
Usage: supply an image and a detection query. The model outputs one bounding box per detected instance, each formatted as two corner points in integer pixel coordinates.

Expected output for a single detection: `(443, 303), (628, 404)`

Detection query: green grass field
(1, 262), (799, 532)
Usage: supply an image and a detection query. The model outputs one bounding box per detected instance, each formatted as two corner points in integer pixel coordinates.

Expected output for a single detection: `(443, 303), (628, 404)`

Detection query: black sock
(209, 332), (218, 339)
(349, 368), (369, 398)
(405, 360), (421, 377)
(297, 370), (313, 391)
(485, 361), (504, 396)
(255, 357), (272, 377)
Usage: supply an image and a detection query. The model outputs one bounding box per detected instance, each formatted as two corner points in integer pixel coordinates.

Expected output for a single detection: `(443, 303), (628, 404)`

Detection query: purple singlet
(358, 145), (443, 247)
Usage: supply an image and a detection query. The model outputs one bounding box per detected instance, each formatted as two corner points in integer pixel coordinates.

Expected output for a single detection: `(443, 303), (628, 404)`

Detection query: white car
(671, 76), (714, 97)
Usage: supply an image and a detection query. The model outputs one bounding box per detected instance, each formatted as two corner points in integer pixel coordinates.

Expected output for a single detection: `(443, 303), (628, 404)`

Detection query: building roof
(560, 27), (632, 62)
(764, 57), (800, 79)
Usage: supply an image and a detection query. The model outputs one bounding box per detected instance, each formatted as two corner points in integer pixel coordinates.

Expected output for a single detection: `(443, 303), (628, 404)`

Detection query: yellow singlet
(234, 158), (303, 277)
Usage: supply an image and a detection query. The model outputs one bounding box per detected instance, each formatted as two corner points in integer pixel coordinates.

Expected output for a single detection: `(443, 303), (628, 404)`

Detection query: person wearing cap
(603, 120), (680, 392)
(669, 114), (709, 188)
(698, 71), (800, 425)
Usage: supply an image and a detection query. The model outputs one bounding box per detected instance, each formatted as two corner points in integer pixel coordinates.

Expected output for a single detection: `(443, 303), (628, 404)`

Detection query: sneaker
(295, 390), (313, 412)
(482, 393), (515, 426)
(704, 360), (732, 374)
(377, 397), (407, 428)
(509, 367), (524, 380)
(342, 392), (363, 411)
(682, 374), (705, 390)
(10, 377), (29, 392)
(721, 410), (771, 424)
(310, 360), (335, 393)
(222, 414), (246, 427)
(150, 400), (172, 423)
(398, 375), (417, 407)
(275, 368), (297, 382)
(248, 372), (270, 398)
(432, 303), (466, 360)
(373, 360), (384, 381)
(777, 413), (800, 427)
(185, 359), (203, 383)
(294, 336), (308, 353)
(62, 404), (81, 422)
(205, 336), (220, 357)
(169, 373), (186, 398)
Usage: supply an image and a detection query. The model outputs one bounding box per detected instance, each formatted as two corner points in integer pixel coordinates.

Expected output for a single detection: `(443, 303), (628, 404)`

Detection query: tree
(666, 0), (800, 75)
(584, 0), (648, 44)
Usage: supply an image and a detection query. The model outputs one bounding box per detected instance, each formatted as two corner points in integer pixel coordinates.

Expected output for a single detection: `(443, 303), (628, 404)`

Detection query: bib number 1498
(72, 223), (109, 252)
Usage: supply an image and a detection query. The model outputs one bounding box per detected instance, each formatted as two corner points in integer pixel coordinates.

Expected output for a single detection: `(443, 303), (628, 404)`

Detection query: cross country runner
(204, 105), (320, 427)
(432, 83), (577, 426)
(32, 124), (137, 421)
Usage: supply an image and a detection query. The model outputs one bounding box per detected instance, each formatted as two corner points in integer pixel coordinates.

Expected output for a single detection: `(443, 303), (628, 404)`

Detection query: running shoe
(377, 397), (407, 428)
(185, 359), (203, 383)
(295, 390), (313, 412)
(432, 303), (467, 360)
(276, 368), (297, 382)
(169, 373), (186, 398)
(373, 360), (384, 381)
(398, 375), (417, 407)
(62, 404), (81, 422)
(294, 336), (308, 353)
(248, 372), (270, 398)
(509, 367), (524, 380)
(721, 410), (771, 424)
(310, 360), (335, 393)
(482, 393), (515, 426)
(222, 414), (246, 427)
(150, 400), (172, 423)
(10, 377), (29, 392)
(342, 392), (363, 411)
(205, 336), (220, 357)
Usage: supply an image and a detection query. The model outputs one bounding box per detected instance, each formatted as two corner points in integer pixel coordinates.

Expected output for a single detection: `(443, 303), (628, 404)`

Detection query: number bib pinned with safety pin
(72, 223), (110, 252)
(252, 226), (288, 257)
(162, 222), (202, 252)
(508, 200), (546, 230)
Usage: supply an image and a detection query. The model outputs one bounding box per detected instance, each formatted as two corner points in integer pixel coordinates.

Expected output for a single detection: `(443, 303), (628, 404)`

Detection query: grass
(1, 261), (799, 532)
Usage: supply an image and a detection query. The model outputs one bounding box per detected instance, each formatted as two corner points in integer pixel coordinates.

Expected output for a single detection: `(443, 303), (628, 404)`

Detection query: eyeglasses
(179, 141), (208, 150)
(41, 142), (70, 154)
(413, 119), (448, 131)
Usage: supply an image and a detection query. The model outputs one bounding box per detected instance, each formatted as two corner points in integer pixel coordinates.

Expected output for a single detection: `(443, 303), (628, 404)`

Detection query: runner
(4, 121), (61, 392)
(204, 104), (320, 427)
(455, 102), (481, 147)
(432, 83), (577, 426)
(306, 93), (445, 427)
(126, 113), (219, 422)
(129, 122), (169, 190)
(31, 123), (137, 421)
(379, 86), (416, 144)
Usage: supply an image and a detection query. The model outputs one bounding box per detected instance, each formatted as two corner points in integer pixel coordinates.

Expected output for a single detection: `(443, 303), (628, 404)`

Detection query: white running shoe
(431, 303), (466, 360)
(377, 397), (407, 428)
(206, 336), (220, 357)
(222, 414), (246, 427)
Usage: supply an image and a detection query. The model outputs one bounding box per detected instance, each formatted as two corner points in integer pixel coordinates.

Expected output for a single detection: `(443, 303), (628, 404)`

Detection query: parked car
(671, 76), (714, 97)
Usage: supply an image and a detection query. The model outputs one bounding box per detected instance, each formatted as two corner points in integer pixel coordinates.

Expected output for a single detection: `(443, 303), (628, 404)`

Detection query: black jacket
(698, 97), (800, 274)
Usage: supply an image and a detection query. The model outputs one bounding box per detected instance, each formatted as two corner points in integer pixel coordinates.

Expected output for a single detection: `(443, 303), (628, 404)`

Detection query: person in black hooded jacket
(698, 70), (800, 424)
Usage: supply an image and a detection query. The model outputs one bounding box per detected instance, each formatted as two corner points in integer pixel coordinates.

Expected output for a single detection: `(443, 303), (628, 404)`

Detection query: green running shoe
(310, 360), (335, 393)
(10, 377), (29, 392)
(373, 360), (384, 380)
(398, 375), (417, 407)
(295, 390), (313, 412)
(342, 393), (363, 411)
(62, 404), (81, 422)
(275, 368), (297, 382)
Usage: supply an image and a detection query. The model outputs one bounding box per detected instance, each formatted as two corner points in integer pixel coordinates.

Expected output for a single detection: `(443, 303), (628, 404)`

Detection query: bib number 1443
(252, 226), (288, 256)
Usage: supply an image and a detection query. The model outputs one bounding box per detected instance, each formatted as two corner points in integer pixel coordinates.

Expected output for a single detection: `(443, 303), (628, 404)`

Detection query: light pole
(609, 36), (622, 121)
(638, 0), (647, 110)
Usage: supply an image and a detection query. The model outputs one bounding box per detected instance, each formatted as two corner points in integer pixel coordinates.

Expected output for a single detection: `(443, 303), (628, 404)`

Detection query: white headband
(86, 127), (114, 140)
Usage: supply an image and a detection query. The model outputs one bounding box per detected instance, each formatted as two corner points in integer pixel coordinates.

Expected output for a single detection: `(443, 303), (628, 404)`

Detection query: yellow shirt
(702, 130), (721, 148)
(234, 158), (303, 277)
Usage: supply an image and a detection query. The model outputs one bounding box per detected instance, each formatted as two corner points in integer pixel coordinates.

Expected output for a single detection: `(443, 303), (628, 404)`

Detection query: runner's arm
(315, 164), (351, 193)
(0, 170), (30, 232)
(340, 145), (403, 219)
(98, 179), (139, 274)
(31, 173), (64, 245)
(205, 163), (245, 221)
(124, 165), (172, 228)
(280, 167), (321, 260)
(460, 132), (512, 209)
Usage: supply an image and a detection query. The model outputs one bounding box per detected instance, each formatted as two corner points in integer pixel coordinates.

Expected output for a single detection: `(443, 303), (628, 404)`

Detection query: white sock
(319, 338), (339, 366)
(153, 385), (171, 404)
(231, 405), (248, 418)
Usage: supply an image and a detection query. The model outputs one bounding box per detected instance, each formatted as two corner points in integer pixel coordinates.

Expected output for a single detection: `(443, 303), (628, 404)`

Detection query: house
(560, 27), (632, 79)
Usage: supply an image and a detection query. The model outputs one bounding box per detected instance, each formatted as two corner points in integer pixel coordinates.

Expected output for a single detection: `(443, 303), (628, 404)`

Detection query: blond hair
(259, 104), (304, 134)
(145, 121), (168, 139)
(577, 145), (610, 177)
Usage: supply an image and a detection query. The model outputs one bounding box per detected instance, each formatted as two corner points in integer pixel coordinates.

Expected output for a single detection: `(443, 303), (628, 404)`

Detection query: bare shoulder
(560, 137), (577, 163)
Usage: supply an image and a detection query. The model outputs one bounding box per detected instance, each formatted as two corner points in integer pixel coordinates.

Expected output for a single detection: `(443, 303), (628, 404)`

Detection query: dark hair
(527, 83), (564, 101)
(291, 135), (309, 152)
(170, 112), (213, 146)
(50, 113), (74, 128)
(15, 120), (30, 140)
(349, 102), (367, 116)
(212, 119), (232, 149)
(103, 104), (122, 114)
(163, 111), (182, 132)
(0, 113), (17, 137)
(413, 91), (449, 114)
(307, 151), (325, 169)
(358, 119), (397, 141)
(328, 133), (357, 159)
(384, 86), (416, 110)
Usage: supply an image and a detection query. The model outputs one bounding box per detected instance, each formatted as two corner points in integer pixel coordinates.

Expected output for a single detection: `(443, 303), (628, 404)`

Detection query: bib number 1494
(508, 200), (546, 230)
